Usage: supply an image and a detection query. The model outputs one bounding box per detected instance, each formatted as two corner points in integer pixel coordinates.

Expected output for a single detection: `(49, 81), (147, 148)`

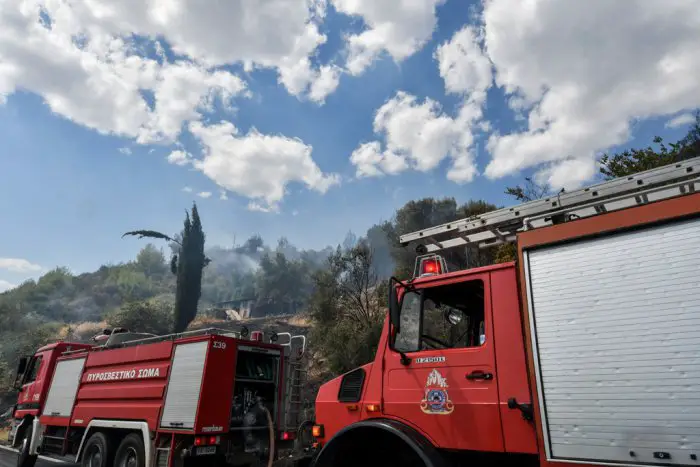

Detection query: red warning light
(421, 259), (439, 275)
(414, 254), (447, 279)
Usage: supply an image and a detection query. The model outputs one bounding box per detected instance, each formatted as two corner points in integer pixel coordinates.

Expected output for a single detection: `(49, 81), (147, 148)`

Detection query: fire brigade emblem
(420, 369), (454, 415)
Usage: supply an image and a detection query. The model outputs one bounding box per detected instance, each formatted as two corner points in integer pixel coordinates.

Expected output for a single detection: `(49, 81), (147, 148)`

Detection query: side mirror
(388, 278), (401, 334)
(13, 356), (29, 389)
(16, 357), (28, 376)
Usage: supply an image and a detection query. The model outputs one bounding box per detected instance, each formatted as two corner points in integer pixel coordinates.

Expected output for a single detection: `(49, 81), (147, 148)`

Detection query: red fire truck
(311, 156), (700, 467)
(9, 326), (314, 467)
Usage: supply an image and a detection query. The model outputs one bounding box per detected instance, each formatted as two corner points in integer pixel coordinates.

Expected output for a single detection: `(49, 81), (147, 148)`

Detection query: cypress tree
(123, 202), (210, 333)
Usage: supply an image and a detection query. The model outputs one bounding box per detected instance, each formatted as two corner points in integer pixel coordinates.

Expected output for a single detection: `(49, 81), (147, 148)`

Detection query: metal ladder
(399, 156), (700, 254)
(280, 334), (308, 432)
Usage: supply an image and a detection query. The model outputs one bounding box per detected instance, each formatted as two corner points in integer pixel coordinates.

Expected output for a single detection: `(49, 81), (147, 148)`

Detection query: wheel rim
(121, 447), (138, 467)
(87, 446), (102, 467)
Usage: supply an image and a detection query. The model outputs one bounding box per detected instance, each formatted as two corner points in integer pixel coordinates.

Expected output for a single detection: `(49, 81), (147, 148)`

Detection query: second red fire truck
(9, 326), (314, 467)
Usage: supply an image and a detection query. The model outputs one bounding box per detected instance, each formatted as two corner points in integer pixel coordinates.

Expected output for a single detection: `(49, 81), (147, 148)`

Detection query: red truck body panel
(69, 340), (174, 431)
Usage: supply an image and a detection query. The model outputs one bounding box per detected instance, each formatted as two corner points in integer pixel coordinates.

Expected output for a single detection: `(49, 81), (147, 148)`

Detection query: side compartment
(42, 356), (86, 419)
(523, 215), (700, 466)
(160, 340), (209, 430)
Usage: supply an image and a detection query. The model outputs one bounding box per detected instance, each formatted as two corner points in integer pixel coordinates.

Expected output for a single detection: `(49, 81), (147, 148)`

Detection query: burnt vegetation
(0, 112), (698, 407)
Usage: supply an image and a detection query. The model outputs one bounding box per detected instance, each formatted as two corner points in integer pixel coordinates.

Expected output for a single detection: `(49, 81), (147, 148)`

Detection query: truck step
(155, 447), (170, 467)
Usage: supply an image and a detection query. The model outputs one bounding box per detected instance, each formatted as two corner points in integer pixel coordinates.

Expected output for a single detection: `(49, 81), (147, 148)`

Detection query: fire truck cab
(311, 156), (700, 467)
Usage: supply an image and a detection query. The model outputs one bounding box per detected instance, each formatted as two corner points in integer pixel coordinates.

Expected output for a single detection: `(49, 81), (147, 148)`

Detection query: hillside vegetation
(0, 114), (697, 409)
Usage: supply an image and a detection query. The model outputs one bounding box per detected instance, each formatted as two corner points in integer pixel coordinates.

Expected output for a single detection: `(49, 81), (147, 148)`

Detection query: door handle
(466, 370), (493, 381)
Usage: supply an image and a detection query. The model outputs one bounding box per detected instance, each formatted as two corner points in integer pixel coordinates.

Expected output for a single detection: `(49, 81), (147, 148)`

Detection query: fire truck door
(16, 353), (46, 414)
(382, 275), (505, 452)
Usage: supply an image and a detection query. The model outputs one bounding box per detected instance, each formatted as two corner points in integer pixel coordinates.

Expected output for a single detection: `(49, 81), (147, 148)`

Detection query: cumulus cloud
(666, 112), (696, 128)
(350, 92), (479, 182)
(353, 0), (700, 190)
(350, 25), (492, 183)
(0, 3), (248, 144)
(167, 150), (192, 166)
(189, 120), (340, 212)
(197, 191), (212, 199)
(480, 0), (700, 189)
(0, 0), (347, 208)
(0, 257), (43, 273)
(331, 0), (446, 75)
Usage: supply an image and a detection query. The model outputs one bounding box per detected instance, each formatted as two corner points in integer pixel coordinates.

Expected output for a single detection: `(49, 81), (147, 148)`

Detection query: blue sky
(0, 0), (698, 291)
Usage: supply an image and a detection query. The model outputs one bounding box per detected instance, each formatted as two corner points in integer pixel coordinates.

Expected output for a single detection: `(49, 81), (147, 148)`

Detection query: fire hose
(262, 405), (275, 467)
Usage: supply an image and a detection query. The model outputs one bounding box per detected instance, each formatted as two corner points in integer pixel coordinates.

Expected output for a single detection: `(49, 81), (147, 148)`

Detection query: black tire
(16, 427), (37, 467)
(114, 434), (145, 467)
(81, 432), (114, 467)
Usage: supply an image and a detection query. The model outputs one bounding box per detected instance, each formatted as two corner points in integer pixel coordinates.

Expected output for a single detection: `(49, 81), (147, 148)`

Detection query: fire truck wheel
(81, 432), (115, 467)
(16, 430), (37, 467)
(114, 434), (145, 467)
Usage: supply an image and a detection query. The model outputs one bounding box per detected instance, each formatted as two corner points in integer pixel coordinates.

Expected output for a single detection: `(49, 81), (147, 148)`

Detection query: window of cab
(394, 279), (485, 353)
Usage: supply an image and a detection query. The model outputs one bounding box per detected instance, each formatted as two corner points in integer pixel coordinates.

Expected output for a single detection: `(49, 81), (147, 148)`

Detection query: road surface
(0, 446), (74, 467)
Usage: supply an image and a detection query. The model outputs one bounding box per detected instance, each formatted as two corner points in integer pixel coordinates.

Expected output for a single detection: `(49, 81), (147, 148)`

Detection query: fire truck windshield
(393, 279), (485, 353)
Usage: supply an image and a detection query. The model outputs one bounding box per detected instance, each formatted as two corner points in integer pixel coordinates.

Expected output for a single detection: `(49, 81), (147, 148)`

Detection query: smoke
(207, 246), (261, 275)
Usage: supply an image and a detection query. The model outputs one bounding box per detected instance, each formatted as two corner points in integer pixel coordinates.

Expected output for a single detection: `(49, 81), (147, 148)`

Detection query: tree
(106, 299), (174, 335)
(600, 111), (700, 178)
(504, 177), (551, 202)
(123, 203), (210, 333)
(255, 251), (312, 308)
(135, 244), (167, 277)
(308, 243), (385, 376)
(383, 197), (500, 279)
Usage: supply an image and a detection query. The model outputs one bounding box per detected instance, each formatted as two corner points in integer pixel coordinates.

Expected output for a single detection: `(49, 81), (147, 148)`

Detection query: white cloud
(666, 112), (696, 128)
(0, 3), (249, 144)
(435, 25), (492, 101)
(0, 279), (17, 293)
(197, 191), (212, 199)
(480, 0), (700, 189)
(308, 65), (342, 104)
(167, 150), (192, 166)
(348, 1), (700, 190)
(0, 0), (338, 144)
(189, 120), (340, 212)
(350, 91), (480, 182)
(0, 0), (343, 208)
(331, 0), (446, 75)
(219, 190), (228, 201)
(118, 147), (132, 155)
(350, 25), (493, 183)
(0, 257), (43, 273)
(350, 141), (406, 178)
(182, 186), (193, 193)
